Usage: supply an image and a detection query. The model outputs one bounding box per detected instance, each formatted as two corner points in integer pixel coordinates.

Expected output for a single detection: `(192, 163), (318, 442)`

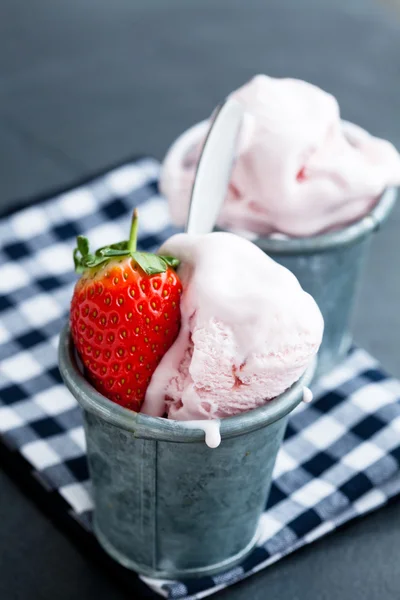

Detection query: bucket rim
(253, 186), (397, 255)
(58, 324), (315, 442)
(175, 119), (397, 255)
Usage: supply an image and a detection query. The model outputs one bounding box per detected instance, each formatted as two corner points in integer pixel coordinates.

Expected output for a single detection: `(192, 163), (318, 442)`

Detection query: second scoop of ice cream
(141, 232), (323, 420)
(161, 75), (400, 237)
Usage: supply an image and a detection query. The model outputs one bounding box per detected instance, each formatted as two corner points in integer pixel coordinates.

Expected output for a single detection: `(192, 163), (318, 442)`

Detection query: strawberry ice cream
(141, 232), (323, 420)
(161, 75), (400, 237)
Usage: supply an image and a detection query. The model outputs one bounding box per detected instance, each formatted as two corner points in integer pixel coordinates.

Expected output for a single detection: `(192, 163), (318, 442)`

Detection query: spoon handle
(186, 97), (244, 235)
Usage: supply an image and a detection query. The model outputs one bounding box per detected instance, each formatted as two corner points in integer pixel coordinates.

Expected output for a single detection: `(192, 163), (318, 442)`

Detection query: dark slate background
(0, 0), (399, 598)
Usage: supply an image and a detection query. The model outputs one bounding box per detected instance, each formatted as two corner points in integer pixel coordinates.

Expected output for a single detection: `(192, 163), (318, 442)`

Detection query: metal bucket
(254, 187), (397, 377)
(58, 324), (314, 579)
(163, 117), (397, 377)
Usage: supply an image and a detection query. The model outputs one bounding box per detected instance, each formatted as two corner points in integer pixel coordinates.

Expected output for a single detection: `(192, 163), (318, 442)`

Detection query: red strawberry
(70, 209), (182, 412)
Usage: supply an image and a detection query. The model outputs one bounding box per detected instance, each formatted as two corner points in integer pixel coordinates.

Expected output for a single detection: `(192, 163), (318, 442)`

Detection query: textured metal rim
(254, 186), (397, 256)
(58, 324), (315, 442)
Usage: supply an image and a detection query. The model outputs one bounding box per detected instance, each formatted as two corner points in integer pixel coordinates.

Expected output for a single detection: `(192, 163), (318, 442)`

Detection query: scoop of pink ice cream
(141, 232), (323, 420)
(161, 75), (400, 238)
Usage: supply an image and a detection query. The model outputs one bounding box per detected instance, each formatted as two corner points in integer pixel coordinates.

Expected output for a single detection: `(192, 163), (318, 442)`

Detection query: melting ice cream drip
(142, 232), (324, 421)
(303, 387), (313, 403)
(184, 419), (221, 448)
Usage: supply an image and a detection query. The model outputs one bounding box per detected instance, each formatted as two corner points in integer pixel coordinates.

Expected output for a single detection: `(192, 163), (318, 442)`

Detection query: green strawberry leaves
(73, 210), (180, 275)
(77, 236), (90, 257)
(133, 253), (180, 274)
(73, 236), (180, 275)
(73, 236), (94, 273)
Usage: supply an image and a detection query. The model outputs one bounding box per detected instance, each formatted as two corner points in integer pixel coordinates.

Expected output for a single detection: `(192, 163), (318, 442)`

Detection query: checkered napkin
(1, 158), (400, 600)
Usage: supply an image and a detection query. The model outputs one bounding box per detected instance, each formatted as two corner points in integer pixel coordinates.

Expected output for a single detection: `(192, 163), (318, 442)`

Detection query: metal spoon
(185, 97), (244, 235)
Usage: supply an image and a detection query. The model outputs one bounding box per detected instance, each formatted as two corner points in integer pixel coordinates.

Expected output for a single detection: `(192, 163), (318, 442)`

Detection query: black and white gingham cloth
(1, 158), (400, 600)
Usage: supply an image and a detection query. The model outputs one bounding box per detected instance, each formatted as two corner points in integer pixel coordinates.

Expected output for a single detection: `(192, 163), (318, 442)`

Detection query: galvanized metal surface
(255, 187), (397, 377)
(58, 325), (314, 578)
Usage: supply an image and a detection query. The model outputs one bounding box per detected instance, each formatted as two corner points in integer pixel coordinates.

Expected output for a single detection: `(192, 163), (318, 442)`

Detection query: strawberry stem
(72, 207), (180, 274)
(128, 209), (139, 253)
